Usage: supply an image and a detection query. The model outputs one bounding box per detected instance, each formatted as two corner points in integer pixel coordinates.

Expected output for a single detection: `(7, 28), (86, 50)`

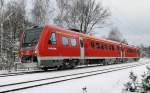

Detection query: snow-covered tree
(124, 71), (138, 92)
(31, 0), (53, 26)
(0, 0), (26, 70)
(140, 44), (150, 58)
(141, 66), (150, 92)
(125, 66), (150, 93)
(108, 27), (122, 42)
(0, 0), (5, 69)
(0, 0), (4, 8)
(107, 27), (128, 44)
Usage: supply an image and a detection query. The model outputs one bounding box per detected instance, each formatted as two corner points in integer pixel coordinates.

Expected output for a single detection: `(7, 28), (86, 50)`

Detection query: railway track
(0, 62), (147, 93)
(0, 61), (144, 78)
(0, 64), (103, 77)
(0, 63), (116, 77)
(0, 70), (45, 77)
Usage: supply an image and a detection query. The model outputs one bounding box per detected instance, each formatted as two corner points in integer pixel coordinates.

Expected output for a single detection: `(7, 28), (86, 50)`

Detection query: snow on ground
(0, 58), (148, 86)
(7, 58), (150, 93)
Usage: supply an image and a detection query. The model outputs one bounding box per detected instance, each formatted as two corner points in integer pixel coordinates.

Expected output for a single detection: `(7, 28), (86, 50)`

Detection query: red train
(18, 25), (140, 71)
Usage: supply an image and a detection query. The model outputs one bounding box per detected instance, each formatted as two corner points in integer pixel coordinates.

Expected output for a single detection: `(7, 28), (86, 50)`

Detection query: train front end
(18, 26), (43, 68)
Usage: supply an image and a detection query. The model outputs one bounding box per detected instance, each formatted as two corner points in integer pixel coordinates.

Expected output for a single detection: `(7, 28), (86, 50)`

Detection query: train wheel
(102, 59), (107, 65)
(42, 67), (48, 71)
(57, 65), (64, 70)
(69, 63), (76, 69)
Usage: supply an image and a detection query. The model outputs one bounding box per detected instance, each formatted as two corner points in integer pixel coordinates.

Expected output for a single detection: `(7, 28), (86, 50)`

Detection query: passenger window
(117, 46), (120, 51)
(71, 38), (77, 47)
(109, 45), (111, 50)
(96, 43), (100, 49)
(105, 45), (108, 50)
(101, 44), (104, 49)
(62, 36), (69, 46)
(48, 32), (56, 45)
(112, 46), (114, 51)
(90, 41), (94, 48)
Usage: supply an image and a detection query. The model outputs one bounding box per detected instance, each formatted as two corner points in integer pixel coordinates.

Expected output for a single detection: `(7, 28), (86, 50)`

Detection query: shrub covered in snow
(125, 66), (150, 93)
(124, 71), (138, 92)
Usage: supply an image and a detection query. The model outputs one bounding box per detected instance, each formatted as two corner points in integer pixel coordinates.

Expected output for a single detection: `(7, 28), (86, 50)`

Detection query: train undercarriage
(20, 55), (140, 71)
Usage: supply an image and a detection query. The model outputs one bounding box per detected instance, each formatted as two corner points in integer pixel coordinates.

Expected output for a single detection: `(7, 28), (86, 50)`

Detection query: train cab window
(71, 38), (77, 47)
(90, 41), (95, 48)
(48, 32), (56, 45)
(62, 36), (69, 46)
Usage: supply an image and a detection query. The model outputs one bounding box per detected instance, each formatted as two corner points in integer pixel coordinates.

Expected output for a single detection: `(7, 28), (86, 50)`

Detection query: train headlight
(21, 52), (24, 55)
(34, 50), (38, 55)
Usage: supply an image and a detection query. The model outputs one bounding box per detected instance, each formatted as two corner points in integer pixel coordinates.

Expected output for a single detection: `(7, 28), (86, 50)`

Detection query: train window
(90, 41), (95, 48)
(105, 44), (108, 50)
(48, 32), (56, 45)
(127, 49), (130, 53)
(128, 49), (132, 53)
(101, 44), (104, 49)
(96, 43), (100, 49)
(71, 38), (77, 47)
(23, 28), (43, 47)
(112, 46), (114, 51)
(62, 36), (69, 46)
(103, 44), (106, 50)
(109, 45), (112, 50)
(117, 46), (120, 51)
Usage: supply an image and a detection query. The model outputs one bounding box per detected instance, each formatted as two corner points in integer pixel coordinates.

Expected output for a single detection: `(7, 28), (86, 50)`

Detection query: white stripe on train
(38, 56), (139, 60)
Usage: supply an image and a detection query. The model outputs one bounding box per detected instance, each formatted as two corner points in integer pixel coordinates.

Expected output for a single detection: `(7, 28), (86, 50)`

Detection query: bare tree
(5, 0), (26, 38)
(108, 27), (127, 43)
(31, 0), (53, 26)
(54, 0), (69, 26)
(56, 0), (69, 19)
(55, 0), (110, 33)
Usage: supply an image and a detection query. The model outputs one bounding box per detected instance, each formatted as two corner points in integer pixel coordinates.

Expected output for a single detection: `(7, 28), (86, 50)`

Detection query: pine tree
(141, 66), (150, 92)
(124, 71), (138, 92)
(125, 66), (150, 93)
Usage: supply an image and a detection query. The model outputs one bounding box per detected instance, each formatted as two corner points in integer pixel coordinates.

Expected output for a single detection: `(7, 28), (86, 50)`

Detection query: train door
(80, 37), (84, 59)
(120, 45), (123, 58)
(120, 45), (125, 62)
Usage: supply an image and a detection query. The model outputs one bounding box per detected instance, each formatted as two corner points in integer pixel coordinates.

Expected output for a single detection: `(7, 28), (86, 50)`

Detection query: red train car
(18, 25), (140, 70)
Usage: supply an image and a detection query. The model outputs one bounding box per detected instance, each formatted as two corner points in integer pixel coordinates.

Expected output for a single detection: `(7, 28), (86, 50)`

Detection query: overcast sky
(94, 0), (150, 46)
(25, 0), (150, 46)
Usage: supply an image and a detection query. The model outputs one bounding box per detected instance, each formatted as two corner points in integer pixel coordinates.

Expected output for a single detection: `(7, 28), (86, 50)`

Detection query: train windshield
(22, 27), (43, 48)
